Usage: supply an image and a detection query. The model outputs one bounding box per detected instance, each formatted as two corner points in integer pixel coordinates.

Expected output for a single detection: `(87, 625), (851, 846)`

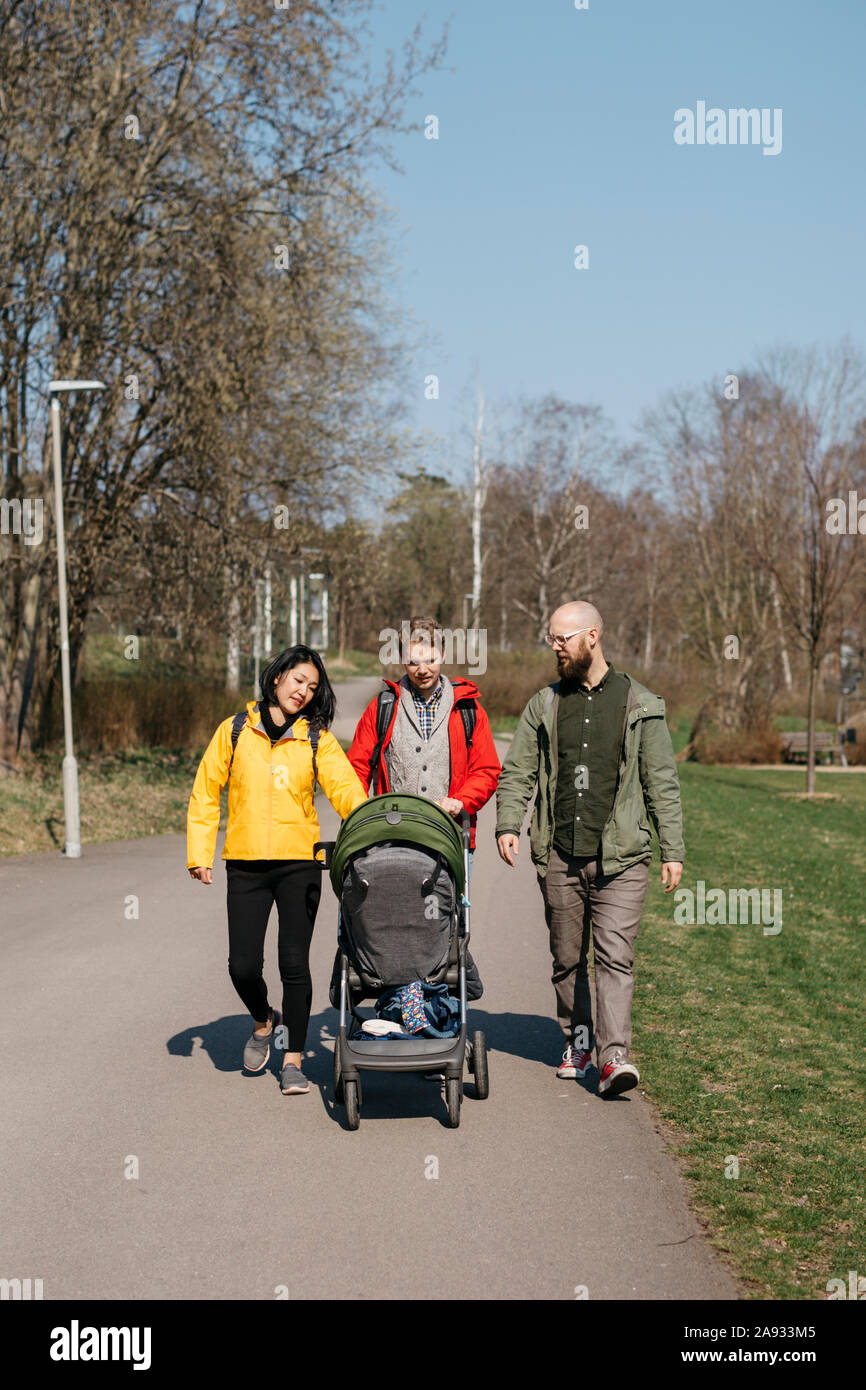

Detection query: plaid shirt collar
(408, 677), (444, 740)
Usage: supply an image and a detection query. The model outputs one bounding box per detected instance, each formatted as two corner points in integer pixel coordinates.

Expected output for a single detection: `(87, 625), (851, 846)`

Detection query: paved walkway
(0, 678), (738, 1300)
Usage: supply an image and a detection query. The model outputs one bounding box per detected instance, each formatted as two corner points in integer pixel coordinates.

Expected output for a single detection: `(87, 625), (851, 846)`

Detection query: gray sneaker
(280, 1061), (310, 1095)
(243, 1009), (280, 1073)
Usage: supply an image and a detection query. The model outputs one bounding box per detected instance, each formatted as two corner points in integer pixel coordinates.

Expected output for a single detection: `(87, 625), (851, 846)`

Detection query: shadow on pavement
(465, 1007), (564, 1065)
(465, 1008), (635, 1102)
(167, 1014), (261, 1072)
(167, 1005), (633, 1118)
(168, 1008), (469, 1127)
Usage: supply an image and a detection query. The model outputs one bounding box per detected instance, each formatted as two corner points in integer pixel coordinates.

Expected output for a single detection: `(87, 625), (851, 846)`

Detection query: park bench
(780, 731), (838, 764)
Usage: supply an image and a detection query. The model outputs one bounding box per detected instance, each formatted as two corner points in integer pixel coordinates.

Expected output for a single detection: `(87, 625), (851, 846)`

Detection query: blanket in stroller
(350, 982), (461, 1040)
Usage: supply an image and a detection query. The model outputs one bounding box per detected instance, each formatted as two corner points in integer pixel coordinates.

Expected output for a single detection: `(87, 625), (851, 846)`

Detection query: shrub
(844, 710), (866, 764)
(45, 679), (236, 753)
(691, 723), (784, 765)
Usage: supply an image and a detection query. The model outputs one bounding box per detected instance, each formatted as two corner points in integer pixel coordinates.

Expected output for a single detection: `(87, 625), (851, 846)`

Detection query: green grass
(325, 648), (386, 677)
(667, 710), (693, 755)
(635, 765), (866, 1298)
(773, 714), (836, 733)
(80, 632), (384, 682)
(0, 749), (208, 855)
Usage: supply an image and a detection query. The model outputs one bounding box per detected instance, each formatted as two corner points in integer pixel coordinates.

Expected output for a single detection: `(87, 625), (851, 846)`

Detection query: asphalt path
(0, 677), (738, 1300)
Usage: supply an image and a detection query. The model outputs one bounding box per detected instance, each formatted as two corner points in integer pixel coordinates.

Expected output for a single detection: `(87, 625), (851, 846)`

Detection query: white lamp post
(48, 379), (106, 858)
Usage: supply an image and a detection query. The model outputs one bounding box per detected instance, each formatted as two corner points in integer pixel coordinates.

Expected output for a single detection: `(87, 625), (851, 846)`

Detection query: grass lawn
(81, 633), (384, 681)
(636, 763), (866, 1299)
(0, 749), (205, 856)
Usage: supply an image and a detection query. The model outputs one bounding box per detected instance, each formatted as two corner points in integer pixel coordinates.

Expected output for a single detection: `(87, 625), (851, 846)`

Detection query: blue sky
(364, 0), (866, 474)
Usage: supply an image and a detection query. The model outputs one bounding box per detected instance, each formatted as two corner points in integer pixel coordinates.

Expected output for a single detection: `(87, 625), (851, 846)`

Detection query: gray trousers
(538, 846), (650, 1069)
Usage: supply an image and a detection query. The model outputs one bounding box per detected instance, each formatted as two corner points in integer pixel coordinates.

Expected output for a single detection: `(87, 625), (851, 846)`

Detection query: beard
(556, 644), (592, 683)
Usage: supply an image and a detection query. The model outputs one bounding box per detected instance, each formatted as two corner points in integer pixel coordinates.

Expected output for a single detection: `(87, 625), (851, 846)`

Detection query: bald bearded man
(495, 603), (684, 1096)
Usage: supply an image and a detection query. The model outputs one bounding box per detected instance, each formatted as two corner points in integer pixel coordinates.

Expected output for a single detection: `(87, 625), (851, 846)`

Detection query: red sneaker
(556, 1044), (593, 1079)
(598, 1055), (639, 1096)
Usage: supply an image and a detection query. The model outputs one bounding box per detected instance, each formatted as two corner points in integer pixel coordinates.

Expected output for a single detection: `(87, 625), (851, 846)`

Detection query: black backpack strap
(369, 688), (397, 794)
(227, 710), (248, 778)
(309, 723), (320, 793)
(458, 702), (477, 752)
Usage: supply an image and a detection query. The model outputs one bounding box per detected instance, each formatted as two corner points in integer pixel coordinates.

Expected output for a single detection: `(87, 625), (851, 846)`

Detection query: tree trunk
(770, 574), (793, 691)
(643, 593), (654, 670)
(470, 389), (485, 627)
(340, 589), (350, 664)
(225, 563), (241, 694)
(2, 569), (43, 761)
(537, 576), (548, 643)
(806, 659), (818, 796)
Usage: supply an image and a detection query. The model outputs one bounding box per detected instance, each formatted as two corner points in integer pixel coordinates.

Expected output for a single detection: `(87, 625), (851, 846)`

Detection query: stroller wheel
(344, 1079), (361, 1130)
(333, 1042), (344, 1102)
(445, 1076), (462, 1128)
(471, 1030), (489, 1100)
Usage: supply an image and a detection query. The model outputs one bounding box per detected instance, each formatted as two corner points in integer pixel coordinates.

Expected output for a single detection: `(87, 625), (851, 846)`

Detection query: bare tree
(643, 384), (788, 737)
(495, 396), (614, 640)
(469, 386), (489, 629)
(0, 0), (447, 760)
(746, 344), (866, 793)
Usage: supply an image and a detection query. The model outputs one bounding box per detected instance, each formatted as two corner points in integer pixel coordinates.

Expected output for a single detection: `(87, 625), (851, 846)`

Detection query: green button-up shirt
(552, 662), (630, 858)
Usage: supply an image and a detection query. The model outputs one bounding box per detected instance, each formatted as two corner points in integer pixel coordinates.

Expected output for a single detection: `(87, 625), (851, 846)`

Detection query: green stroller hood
(330, 793), (465, 895)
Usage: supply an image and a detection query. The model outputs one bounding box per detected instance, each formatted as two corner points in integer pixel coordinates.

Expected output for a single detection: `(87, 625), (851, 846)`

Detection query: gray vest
(385, 676), (454, 801)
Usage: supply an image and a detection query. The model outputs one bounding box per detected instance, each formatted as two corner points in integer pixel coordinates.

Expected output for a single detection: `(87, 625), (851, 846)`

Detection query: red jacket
(347, 678), (501, 850)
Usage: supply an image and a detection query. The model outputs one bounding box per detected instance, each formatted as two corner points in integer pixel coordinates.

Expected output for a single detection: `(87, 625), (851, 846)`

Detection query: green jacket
(495, 672), (685, 877)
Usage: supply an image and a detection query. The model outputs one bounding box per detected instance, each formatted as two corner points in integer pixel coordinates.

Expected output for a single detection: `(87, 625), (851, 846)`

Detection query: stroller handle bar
(319, 806), (470, 866)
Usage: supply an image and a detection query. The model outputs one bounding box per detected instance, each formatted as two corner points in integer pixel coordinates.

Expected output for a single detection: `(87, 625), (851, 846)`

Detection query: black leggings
(226, 860), (322, 1052)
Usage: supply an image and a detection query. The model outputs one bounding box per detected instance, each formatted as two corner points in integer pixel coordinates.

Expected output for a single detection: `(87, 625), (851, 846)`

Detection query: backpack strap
(457, 702), (477, 752)
(228, 707), (321, 793)
(369, 688), (397, 794)
(309, 723), (320, 794)
(227, 710), (248, 778)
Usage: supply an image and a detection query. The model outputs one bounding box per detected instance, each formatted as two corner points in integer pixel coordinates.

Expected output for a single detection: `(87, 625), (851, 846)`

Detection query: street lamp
(48, 378), (106, 857)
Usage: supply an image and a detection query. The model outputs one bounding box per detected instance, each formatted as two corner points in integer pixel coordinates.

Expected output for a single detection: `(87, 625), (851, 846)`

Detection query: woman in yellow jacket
(187, 646), (366, 1094)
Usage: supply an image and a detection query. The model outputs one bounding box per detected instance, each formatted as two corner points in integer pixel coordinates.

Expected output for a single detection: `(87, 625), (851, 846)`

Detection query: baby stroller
(315, 793), (489, 1129)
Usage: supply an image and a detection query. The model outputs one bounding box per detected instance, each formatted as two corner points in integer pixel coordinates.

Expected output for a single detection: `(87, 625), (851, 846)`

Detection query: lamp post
(48, 379), (106, 858)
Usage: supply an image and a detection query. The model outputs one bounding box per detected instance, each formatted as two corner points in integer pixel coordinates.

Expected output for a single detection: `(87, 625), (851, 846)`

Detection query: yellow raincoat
(187, 700), (366, 868)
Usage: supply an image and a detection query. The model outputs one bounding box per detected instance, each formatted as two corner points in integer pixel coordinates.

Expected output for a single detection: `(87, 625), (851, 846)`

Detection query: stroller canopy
(331, 793), (465, 895)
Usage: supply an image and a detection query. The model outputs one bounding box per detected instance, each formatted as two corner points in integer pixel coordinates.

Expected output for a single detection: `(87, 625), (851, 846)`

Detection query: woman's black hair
(259, 646), (336, 730)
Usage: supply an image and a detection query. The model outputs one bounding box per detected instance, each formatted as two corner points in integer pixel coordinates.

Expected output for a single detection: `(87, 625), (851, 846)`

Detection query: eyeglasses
(544, 628), (589, 649)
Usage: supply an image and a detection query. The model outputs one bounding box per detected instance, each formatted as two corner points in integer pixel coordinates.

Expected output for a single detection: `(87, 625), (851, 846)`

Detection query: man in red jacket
(347, 616), (501, 866)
